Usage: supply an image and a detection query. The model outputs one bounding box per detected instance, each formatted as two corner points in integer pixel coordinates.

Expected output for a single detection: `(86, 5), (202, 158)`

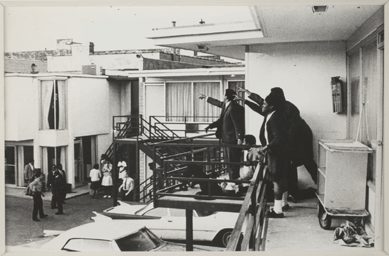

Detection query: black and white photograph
(1, 1), (388, 255)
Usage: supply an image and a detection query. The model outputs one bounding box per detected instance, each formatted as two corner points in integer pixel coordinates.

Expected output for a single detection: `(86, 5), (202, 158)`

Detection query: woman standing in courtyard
(101, 155), (113, 198)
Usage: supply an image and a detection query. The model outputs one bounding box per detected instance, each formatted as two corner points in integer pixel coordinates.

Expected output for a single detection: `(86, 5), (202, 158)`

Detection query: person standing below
(117, 157), (127, 186)
(29, 170), (48, 221)
(53, 170), (65, 215)
(257, 92), (289, 218)
(118, 171), (134, 201)
(89, 164), (101, 199)
(48, 165), (58, 209)
(101, 156), (113, 198)
(205, 89), (245, 180)
(57, 164), (67, 203)
(24, 159), (35, 196)
(236, 87), (317, 202)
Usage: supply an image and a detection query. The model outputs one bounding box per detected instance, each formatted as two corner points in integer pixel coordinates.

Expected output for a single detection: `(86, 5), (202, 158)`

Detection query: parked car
(37, 222), (211, 252)
(92, 200), (240, 247)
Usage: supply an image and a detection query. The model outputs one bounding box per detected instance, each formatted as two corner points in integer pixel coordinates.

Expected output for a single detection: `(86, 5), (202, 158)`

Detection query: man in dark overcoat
(205, 89), (245, 180)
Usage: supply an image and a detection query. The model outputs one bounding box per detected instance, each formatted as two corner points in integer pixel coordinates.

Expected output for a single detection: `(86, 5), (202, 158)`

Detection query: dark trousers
(32, 193), (45, 220)
(224, 146), (242, 180)
(57, 196), (63, 214)
(120, 190), (133, 201)
(51, 193), (57, 208)
(288, 157), (318, 197)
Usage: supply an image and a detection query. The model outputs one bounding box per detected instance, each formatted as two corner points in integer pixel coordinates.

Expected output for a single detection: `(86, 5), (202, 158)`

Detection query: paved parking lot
(5, 191), (113, 246)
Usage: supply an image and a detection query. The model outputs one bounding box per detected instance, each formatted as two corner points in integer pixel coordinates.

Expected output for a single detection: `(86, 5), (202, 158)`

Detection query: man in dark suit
(205, 89), (245, 180)
(57, 164), (67, 203)
(53, 170), (65, 215)
(48, 165), (57, 209)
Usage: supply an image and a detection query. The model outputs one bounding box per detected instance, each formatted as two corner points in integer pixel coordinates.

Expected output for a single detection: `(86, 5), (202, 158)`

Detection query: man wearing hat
(205, 89), (245, 180)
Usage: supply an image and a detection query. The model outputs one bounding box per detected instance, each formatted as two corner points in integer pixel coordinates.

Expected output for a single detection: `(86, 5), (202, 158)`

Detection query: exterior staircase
(105, 115), (209, 203)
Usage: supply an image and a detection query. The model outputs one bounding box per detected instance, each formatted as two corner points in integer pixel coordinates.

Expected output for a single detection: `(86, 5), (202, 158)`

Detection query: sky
(4, 6), (252, 52)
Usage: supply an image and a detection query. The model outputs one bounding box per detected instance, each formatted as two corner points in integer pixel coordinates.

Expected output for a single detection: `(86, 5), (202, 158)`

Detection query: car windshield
(115, 227), (165, 251)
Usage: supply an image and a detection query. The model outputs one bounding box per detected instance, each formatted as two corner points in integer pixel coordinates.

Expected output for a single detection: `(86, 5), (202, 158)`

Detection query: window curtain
(57, 80), (67, 129)
(194, 82), (220, 122)
(41, 80), (54, 130)
(166, 83), (191, 121)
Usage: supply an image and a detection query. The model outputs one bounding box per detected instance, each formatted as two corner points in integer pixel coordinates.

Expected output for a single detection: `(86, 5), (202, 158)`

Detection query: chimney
(89, 42), (95, 54)
(172, 21), (176, 27)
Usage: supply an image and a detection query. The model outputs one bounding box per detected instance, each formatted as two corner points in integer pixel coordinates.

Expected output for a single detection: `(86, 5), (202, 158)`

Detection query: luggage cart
(316, 140), (373, 229)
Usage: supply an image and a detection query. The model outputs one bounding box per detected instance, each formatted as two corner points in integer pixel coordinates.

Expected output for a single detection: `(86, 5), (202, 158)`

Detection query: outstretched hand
(234, 95), (244, 102)
(237, 87), (246, 92)
(199, 93), (206, 100)
(237, 87), (251, 95)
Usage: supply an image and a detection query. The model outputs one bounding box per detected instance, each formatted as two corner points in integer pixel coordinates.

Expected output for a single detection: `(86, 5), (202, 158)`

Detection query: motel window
(165, 81), (245, 122)
(40, 79), (68, 130)
(5, 146), (16, 185)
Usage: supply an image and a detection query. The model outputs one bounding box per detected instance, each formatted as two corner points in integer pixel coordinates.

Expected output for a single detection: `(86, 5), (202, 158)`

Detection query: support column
(186, 209), (193, 251)
(67, 138), (75, 190)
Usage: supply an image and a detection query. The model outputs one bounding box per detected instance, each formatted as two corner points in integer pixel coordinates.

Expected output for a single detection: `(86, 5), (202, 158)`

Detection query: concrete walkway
(264, 168), (374, 253)
(5, 184), (89, 201)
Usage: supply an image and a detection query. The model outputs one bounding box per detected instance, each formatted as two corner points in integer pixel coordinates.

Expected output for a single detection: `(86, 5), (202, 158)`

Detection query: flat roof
(105, 66), (245, 78)
(4, 73), (109, 79)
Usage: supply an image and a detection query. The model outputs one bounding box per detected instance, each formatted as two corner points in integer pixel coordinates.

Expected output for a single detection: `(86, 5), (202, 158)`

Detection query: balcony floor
(264, 167), (373, 252)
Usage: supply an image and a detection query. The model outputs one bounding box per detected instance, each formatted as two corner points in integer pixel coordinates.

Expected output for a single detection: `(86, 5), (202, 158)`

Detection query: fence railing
(148, 141), (268, 251)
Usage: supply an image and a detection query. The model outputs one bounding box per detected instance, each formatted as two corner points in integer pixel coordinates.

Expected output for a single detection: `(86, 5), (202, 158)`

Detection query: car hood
(104, 203), (147, 215)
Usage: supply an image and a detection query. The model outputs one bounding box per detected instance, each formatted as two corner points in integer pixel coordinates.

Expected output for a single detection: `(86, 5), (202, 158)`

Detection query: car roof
(42, 221), (150, 250)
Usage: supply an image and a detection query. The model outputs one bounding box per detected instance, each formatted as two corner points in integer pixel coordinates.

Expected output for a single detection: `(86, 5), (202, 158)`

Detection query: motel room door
(74, 139), (84, 186)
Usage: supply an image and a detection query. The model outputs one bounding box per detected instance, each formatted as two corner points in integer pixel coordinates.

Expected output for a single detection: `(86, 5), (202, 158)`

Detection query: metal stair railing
(105, 115), (138, 160)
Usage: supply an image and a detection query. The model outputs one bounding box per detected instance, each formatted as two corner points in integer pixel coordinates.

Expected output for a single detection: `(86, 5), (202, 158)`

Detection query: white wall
(4, 76), (38, 141)
(68, 77), (112, 137)
(246, 41), (347, 160)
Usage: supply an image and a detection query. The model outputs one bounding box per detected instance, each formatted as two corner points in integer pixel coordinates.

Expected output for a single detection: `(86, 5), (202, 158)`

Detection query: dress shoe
(267, 209), (284, 218)
(32, 219), (40, 221)
(55, 212), (63, 215)
(40, 214), (48, 218)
